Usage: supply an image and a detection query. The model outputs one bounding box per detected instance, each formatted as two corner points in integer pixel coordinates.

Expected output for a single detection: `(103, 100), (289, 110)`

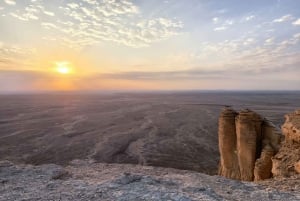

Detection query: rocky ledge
(218, 108), (300, 182)
(272, 109), (300, 177)
(0, 160), (299, 201)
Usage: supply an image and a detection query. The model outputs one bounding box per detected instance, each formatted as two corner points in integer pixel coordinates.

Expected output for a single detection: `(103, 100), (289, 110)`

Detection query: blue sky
(0, 0), (300, 91)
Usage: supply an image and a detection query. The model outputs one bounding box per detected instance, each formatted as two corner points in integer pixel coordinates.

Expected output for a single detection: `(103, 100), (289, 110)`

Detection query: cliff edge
(272, 109), (300, 177)
(218, 107), (282, 181)
(219, 108), (300, 182)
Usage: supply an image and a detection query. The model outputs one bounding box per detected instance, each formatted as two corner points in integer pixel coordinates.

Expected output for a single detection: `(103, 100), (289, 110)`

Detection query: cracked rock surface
(1, 160), (299, 201)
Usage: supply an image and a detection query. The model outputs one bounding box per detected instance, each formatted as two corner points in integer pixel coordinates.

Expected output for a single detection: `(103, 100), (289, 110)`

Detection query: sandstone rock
(219, 108), (282, 181)
(294, 161), (300, 174)
(218, 107), (240, 180)
(272, 109), (300, 177)
(262, 120), (282, 152)
(281, 110), (300, 143)
(236, 109), (263, 181)
(254, 145), (275, 181)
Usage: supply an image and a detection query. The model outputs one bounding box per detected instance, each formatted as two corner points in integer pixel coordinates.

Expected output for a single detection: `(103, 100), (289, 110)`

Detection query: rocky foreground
(0, 160), (299, 201)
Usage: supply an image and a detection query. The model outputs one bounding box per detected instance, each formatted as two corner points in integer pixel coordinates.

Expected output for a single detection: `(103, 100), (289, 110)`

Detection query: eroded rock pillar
(235, 110), (262, 181)
(218, 107), (240, 180)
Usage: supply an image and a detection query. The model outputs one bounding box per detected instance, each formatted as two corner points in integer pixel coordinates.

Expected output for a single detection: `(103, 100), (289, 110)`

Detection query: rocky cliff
(218, 108), (282, 181)
(272, 109), (300, 177)
(218, 108), (240, 179)
(1, 108), (300, 200)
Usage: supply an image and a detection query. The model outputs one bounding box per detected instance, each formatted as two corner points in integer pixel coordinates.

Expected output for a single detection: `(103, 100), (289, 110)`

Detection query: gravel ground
(0, 160), (299, 201)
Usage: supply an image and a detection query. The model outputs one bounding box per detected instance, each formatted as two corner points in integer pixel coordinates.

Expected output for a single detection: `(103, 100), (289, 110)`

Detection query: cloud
(6, 0), (183, 48)
(96, 58), (300, 81)
(0, 43), (36, 69)
(212, 17), (219, 24)
(294, 33), (300, 39)
(67, 3), (80, 9)
(245, 15), (255, 21)
(41, 22), (58, 29)
(265, 37), (275, 45)
(213, 18), (235, 31)
(224, 20), (234, 25)
(43, 10), (55, 16)
(243, 38), (255, 46)
(4, 0), (16, 5)
(292, 18), (300, 26)
(189, 30), (300, 79)
(214, 26), (227, 31)
(98, 69), (230, 80)
(273, 14), (294, 23)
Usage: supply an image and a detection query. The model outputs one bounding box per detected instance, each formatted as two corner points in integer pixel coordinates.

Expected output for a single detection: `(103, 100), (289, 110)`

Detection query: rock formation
(218, 107), (240, 179)
(254, 145), (275, 181)
(272, 109), (300, 177)
(218, 107), (282, 181)
(236, 109), (263, 181)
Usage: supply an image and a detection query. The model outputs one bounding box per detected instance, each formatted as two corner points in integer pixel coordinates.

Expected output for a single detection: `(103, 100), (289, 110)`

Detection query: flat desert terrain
(0, 92), (299, 174)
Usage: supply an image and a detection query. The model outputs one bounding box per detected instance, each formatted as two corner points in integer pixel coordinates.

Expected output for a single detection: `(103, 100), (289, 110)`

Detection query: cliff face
(272, 110), (300, 177)
(218, 108), (240, 179)
(218, 108), (282, 181)
(236, 109), (263, 181)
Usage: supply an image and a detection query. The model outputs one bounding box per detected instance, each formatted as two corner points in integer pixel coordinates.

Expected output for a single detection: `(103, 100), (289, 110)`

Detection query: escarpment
(272, 109), (300, 177)
(218, 108), (282, 181)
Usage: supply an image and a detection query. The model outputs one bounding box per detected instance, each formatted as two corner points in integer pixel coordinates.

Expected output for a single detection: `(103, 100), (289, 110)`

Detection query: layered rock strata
(236, 109), (263, 181)
(218, 108), (282, 181)
(218, 107), (240, 179)
(272, 109), (300, 177)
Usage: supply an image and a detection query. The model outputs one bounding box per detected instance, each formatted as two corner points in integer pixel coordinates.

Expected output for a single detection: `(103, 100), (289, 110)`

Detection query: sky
(0, 0), (300, 92)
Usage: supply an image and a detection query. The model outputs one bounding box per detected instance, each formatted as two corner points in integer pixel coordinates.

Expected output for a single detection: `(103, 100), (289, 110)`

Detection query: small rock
(51, 169), (71, 180)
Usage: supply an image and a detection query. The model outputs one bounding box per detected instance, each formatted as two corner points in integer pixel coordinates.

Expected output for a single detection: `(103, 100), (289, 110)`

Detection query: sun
(55, 62), (72, 74)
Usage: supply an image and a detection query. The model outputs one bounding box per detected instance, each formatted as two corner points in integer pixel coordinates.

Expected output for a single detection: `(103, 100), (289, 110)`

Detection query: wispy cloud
(292, 18), (300, 25)
(245, 15), (255, 21)
(265, 37), (275, 45)
(214, 26), (227, 31)
(213, 18), (234, 31)
(212, 17), (219, 24)
(5, 0), (183, 48)
(4, 0), (16, 6)
(0, 42), (36, 69)
(273, 14), (294, 23)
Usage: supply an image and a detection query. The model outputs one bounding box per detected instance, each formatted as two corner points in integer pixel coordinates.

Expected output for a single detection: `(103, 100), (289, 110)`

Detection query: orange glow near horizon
(55, 62), (72, 75)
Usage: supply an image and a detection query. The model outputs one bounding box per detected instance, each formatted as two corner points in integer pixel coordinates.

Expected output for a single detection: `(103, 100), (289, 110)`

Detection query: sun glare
(55, 62), (72, 74)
